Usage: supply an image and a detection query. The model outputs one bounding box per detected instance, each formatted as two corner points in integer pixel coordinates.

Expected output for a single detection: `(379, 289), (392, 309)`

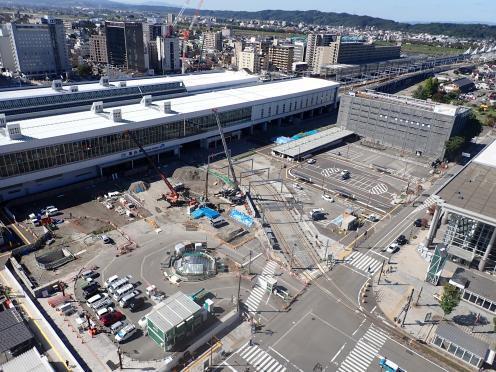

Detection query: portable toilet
(204, 298), (214, 312)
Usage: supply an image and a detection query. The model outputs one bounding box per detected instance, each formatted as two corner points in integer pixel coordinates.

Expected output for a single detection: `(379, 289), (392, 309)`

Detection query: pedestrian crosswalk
(415, 195), (437, 212)
(321, 168), (341, 177)
(245, 261), (278, 313)
(237, 342), (286, 372)
(369, 183), (388, 195)
(337, 326), (388, 372)
(346, 251), (382, 274)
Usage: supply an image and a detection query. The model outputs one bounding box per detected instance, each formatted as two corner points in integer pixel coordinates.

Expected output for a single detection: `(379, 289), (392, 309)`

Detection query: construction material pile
(128, 180), (150, 193)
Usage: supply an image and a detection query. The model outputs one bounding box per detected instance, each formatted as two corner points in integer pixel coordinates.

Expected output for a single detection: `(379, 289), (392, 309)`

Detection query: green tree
(462, 112), (483, 140)
(439, 284), (461, 317)
(77, 64), (92, 77)
(444, 136), (465, 161)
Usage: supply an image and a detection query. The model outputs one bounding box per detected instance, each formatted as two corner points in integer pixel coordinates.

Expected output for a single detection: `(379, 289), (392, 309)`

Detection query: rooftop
(0, 70), (258, 102)
(0, 309), (33, 354)
(1, 347), (53, 372)
(353, 90), (469, 116)
(0, 77), (339, 148)
(145, 291), (201, 334)
(437, 140), (496, 223)
(435, 322), (490, 359)
(449, 267), (496, 303)
(272, 127), (354, 158)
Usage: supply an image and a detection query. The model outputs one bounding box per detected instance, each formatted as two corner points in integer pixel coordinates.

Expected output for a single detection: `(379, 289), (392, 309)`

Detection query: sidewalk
(0, 269), (85, 372)
(372, 230), (496, 347)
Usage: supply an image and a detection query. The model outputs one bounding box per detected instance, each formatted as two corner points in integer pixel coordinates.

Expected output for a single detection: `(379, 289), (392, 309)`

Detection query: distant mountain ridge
(2, 0), (496, 39)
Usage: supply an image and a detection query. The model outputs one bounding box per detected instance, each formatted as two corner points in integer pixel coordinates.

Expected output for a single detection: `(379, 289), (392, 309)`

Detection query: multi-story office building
(337, 91), (471, 158)
(293, 41), (305, 63)
(238, 47), (259, 74)
(305, 33), (336, 68)
(203, 31), (222, 51)
(105, 21), (146, 71)
(312, 36), (401, 73)
(157, 36), (180, 73)
(89, 33), (108, 64)
(268, 45), (294, 73)
(428, 139), (496, 273)
(2, 16), (70, 77)
(0, 77), (339, 201)
(167, 14), (175, 26)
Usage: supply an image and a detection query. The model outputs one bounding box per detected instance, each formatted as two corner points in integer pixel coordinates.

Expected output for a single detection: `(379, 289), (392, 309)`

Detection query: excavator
(124, 130), (196, 207)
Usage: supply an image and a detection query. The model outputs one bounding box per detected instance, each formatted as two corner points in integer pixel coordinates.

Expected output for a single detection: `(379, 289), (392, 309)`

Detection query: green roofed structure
(145, 291), (204, 351)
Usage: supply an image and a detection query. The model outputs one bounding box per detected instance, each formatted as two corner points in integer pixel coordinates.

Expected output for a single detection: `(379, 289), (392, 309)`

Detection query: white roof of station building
(473, 139), (496, 168)
(0, 70), (258, 102)
(0, 77), (339, 149)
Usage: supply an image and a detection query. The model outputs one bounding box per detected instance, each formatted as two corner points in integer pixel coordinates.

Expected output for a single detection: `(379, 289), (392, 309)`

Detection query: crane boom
(124, 130), (179, 200)
(212, 109), (239, 190)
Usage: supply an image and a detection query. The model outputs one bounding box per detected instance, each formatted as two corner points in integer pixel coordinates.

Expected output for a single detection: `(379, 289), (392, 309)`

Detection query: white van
(113, 283), (134, 301)
(108, 278), (129, 294)
(110, 321), (126, 335)
(104, 275), (120, 288)
(96, 306), (112, 317)
(57, 303), (75, 315)
(86, 294), (102, 307)
(119, 290), (139, 307)
(115, 324), (136, 343)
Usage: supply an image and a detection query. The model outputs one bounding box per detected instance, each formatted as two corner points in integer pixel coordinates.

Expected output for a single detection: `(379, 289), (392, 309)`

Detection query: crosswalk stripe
(262, 359), (277, 371)
(348, 251), (360, 260)
(237, 342), (250, 355)
(252, 352), (269, 367)
(354, 342), (377, 357)
(355, 256), (376, 271)
(257, 355), (273, 369)
(347, 352), (371, 366)
(246, 348), (264, 363)
(241, 345), (259, 359)
(368, 327), (388, 341)
(272, 365), (285, 372)
(341, 359), (367, 372)
(337, 364), (355, 372)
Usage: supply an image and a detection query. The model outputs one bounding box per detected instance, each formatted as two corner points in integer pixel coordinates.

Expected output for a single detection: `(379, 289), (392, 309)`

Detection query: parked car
(322, 194), (334, 202)
(104, 275), (120, 288)
(414, 218), (423, 227)
(129, 297), (145, 312)
(115, 324), (136, 343)
(340, 170), (350, 180)
(101, 235), (112, 244)
(42, 206), (59, 216)
(110, 320), (127, 335)
(386, 243), (400, 254)
(307, 158), (316, 164)
(396, 235), (408, 245)
(100, 311), (124, 327)
(292, 183), (303, 190)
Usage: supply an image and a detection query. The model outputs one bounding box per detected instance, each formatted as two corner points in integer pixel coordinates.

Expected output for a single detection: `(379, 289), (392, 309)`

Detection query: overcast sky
(157, 0), (495, 24)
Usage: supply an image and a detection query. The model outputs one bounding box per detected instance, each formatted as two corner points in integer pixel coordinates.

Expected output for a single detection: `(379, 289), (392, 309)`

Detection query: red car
(100, 311), (124, 327)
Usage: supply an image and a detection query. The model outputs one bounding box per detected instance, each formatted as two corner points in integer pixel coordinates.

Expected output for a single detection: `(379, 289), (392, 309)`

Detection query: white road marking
(331, 343), (347, 363)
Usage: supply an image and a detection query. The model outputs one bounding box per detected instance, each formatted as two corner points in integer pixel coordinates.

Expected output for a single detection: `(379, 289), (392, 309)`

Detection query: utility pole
(248, 250), (252, 275)
(236, 273), (242, 313)
(415, 286), (423, 306)
(117, 346), (122, 369)
(377, 259), (386, 284)
(402, 288), (415, 327)
(324, 240), (329, 264)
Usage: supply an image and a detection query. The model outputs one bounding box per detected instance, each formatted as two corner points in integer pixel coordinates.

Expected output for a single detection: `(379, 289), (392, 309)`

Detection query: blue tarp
(230, 209), (254, 227)
(273, 130), (320, 144)
(191, 207), (220, 220)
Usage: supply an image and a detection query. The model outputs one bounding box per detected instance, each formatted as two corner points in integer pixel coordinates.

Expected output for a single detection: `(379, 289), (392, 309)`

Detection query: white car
(322, 194), (334, 202)
(386, 243), (400, 254)
(292, 183), (303, 190)
(307, 158), (316, 164)
(115, 324), (136, 343)
(138, 316), (148, 329)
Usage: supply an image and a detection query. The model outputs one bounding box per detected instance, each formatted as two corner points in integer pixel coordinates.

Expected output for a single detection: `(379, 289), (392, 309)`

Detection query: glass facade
(0, 107), (251, 178)
(443, 213), (496, 262)
(462, 290), (496, 313)
(432, 335), (483, 367)
(0, 82), (185, 115)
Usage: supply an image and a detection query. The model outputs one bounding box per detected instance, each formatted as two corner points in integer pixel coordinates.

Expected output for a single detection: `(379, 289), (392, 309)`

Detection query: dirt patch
(172, 166), (203, 182)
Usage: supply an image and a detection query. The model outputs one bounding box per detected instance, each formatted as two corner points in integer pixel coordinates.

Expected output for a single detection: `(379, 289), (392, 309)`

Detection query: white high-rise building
(157, 36), (181, 73)
(293, 41), (305, 63)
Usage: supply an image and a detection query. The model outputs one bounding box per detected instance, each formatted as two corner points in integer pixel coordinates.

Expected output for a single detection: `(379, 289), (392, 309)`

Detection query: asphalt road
(292, 155), (407, 214)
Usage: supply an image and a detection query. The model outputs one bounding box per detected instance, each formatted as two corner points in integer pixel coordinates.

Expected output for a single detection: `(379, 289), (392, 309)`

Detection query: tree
(439, 284), (461, 317)
(77, 64), (92, 77)
(444, 136), (465, 161)
(462, 112), (483, 140)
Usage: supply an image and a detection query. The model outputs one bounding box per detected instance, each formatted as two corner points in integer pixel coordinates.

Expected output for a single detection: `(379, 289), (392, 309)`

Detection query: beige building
(203, 31), (222, 51)
(268, 45), (294, 73)
(89, 34), (108, 64)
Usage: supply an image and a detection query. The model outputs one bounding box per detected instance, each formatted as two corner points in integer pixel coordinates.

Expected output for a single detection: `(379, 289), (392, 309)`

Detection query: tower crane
(165, 0), (191, 37)
(181, 0), (204, 74)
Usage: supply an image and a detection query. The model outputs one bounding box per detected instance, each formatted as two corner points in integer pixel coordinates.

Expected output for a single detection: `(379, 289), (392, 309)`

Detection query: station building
(428, 140), (496, 273)
(0, 77), (339, 201)
(337, 90), (471, 159)
(0, 70), (258, 120)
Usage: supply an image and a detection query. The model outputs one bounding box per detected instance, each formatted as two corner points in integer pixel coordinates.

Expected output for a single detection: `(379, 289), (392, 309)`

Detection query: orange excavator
(124, 130), (196, 207)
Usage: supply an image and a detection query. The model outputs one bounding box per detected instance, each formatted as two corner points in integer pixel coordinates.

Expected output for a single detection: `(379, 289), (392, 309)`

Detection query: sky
(152, 0), (495, 24)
